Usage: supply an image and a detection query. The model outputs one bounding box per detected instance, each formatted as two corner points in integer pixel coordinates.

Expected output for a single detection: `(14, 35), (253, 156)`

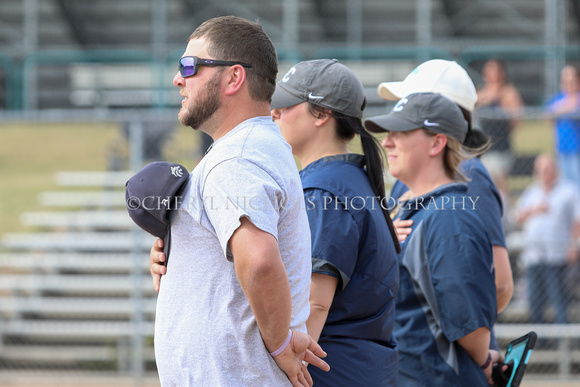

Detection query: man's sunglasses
(178, 56), (253, 78)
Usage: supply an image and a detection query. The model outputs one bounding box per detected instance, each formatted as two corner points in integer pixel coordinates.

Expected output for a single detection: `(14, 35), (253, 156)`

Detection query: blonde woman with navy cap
(365, 92), (498, 386)
(270, 59), (401, 386)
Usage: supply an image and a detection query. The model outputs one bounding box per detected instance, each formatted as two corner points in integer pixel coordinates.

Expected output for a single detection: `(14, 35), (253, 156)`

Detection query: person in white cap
(365, 92), (499, 386)
(270, 59), (400, 386)
(377, 59), (514, 314)
(378, 59), (479, 113)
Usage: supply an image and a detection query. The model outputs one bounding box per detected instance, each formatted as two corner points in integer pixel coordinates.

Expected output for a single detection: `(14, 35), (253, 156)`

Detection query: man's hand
(272, 330), (330, 387)
(230, 218), (327, 385)
(393, 219), (413, 242)
(150, 238), (167, 292)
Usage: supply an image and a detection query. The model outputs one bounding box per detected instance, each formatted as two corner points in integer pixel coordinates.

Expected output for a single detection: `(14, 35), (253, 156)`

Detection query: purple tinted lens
(179, 57), (196, 77)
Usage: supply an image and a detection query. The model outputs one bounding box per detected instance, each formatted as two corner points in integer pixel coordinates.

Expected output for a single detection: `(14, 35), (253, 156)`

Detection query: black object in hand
(492, 361), (514, 387)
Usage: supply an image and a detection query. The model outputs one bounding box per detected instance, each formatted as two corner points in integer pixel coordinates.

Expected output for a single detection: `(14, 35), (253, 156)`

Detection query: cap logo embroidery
(393, 97), (408, 112)
(171, 166), (184, 178)
(424, 120), (440, 127)
(308, 92), (324, 100)
(161, 198), (169, 207)
(282, 67), (296, 83)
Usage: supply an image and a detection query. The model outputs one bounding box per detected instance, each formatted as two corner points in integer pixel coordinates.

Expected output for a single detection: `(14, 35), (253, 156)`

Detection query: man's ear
(224, 65), (247, 96)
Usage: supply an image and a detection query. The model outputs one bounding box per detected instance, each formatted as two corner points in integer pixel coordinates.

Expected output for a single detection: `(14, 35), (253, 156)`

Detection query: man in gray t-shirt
(156, 117), (312, 385)
(150, 16), (329, 386)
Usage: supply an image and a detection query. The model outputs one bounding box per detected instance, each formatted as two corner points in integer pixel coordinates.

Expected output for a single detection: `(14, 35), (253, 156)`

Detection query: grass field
(0, 121), (201, 237)
(0, 122), (115, 236)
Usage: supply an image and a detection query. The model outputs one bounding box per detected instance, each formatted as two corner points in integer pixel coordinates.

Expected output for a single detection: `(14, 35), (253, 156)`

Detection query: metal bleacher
(0, 170), (157, 377)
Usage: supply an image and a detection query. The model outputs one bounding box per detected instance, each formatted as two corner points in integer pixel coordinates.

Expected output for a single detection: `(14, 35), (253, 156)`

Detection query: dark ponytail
(460, 107), (491, 152)
(312, 103), (401, 253)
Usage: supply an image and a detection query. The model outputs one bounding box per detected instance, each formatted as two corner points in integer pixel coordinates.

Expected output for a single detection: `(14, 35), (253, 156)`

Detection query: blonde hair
(423, 129), (490, 181)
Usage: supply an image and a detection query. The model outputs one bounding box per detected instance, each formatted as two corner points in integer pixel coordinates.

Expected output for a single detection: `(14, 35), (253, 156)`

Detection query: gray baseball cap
(271, 59), (366, 119)
(364, 92), (468, 143)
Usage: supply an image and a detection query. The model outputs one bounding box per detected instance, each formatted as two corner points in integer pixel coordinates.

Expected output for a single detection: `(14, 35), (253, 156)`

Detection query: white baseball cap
(377, 59), (478, 112)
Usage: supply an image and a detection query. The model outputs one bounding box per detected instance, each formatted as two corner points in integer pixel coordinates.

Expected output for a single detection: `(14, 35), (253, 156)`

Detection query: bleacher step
(0, 273), (157, 296)
(2, 231), (156, 251)
(38, 191), (126, 208)
(20, 210), (131, 230)
(0, 297), (157, 319)
(55, 171), (134, 188)
(0, 253), (151, 273)
(1, 319), (155, 340)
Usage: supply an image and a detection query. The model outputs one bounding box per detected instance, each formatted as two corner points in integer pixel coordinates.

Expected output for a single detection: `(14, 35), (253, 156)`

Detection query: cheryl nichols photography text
(127, 194), (480, 213)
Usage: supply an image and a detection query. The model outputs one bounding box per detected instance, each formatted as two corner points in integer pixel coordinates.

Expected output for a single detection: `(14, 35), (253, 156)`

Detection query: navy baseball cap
(125, 161), (189, 263)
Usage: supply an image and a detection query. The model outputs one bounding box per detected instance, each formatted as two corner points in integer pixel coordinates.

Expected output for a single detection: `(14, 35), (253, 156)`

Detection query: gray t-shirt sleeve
(202, 157), (283, 261)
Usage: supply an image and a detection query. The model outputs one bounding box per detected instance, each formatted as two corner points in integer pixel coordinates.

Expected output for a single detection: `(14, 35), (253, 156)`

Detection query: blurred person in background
(377, 59), (514, 314)
(270, 59), (400, 386)
(475, 59), (523, 184)
(365, 92), (498, 386)
(515, 153), (580, 324)
(547, 64), (580, 189)
(151, 16), (329, 386)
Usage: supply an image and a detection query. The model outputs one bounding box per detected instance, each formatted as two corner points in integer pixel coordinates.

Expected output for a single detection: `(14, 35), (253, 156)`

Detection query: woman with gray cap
(365, 92), (499, 386)
(271, 59), (400, 386)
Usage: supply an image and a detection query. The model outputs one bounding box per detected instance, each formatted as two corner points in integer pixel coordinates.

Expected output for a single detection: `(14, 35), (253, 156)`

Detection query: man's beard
(180, 70), (222, 130)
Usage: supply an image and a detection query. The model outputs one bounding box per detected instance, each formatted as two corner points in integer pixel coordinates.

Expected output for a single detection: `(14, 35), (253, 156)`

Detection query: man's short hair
(190, 16), (278, 102)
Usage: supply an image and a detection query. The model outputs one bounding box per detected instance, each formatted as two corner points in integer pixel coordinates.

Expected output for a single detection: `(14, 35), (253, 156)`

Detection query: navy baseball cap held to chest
(125, 161), (189, 263)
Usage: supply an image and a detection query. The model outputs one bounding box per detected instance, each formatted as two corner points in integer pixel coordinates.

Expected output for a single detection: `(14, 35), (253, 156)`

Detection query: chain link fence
(473, 108), (580, 382)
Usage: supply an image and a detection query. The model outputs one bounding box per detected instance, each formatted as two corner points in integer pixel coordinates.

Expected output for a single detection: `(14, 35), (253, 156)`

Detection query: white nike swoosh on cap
(308, 93), (324, 100)
(424, 120), (440, 127)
